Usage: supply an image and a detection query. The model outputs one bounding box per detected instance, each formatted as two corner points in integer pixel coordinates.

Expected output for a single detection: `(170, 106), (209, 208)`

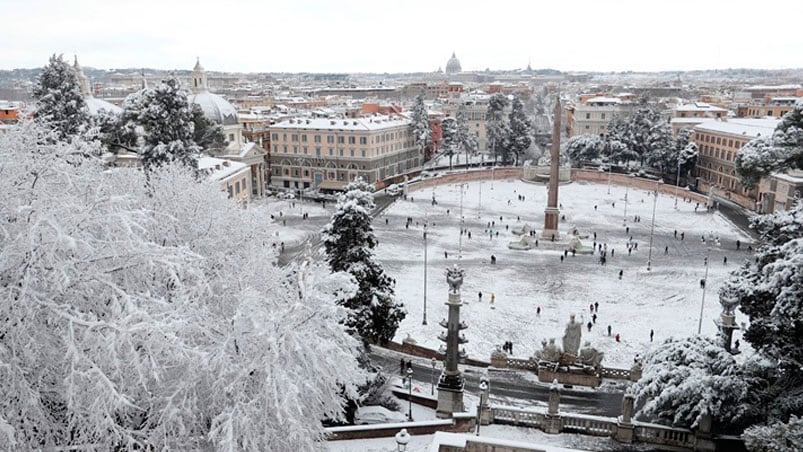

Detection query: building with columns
(268, 116), (419, 190)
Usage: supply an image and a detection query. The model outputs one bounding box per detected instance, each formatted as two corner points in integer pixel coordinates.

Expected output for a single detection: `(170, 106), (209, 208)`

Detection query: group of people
(502, 341), (514, 354)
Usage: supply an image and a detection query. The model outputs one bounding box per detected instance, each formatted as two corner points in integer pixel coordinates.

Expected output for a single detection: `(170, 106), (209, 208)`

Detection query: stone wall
(408, 168), (524, 193)
(571, 169), (710, 205)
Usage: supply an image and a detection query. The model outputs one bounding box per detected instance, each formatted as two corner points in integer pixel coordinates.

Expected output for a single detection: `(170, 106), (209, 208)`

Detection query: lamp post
(394, 428), (410, 451)
(406, 367), (413, 421)
(623, 175), (631, 226)
(646, 188), (658, 271)
(698, 245), (712, 335)
(423, 219), (428, 325)
(606, 162), (612, 194)
(674, 159), (682, 209)
(430, 357), (437, 395)
(476, 380), (488, 436)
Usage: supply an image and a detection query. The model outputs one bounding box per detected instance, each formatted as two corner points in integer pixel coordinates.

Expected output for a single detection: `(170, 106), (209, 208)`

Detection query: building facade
(571, 97), (636, 137)
(268, 117), (420, 190)
(692, 118), (779, 210)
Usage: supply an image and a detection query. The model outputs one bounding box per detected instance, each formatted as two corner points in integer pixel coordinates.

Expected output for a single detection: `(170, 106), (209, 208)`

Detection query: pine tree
(566, 134), (603, 163)
(191, 103), (226, 153)
(507, 96), (533, 165)
(736, 101), (803, 188)
(440, 116), (459, 169)
(410, 95), (431, 159)
(487, 93), (511, 163)
(322, 178), (406, 343)
(744, 416), (803, 452)
(32, 54), (89, 141)
(456, 112), (477, 165)
(122, 76), (199, 172)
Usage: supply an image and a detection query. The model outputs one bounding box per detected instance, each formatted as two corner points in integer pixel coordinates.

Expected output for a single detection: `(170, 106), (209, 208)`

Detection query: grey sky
(3, 0), (800, 73)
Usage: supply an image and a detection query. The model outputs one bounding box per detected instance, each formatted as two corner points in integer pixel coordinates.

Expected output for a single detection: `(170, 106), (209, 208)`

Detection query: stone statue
(718, 291), (739, 317)
(562, 315), (582, 356)
(445, 265), (465, 294)
(534, 338), (562, 362)
(578, 341), (605, 369)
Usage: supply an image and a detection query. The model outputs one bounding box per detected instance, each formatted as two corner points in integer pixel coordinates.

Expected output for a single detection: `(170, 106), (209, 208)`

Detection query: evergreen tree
(606, 107), (668, 165)
(744, 415), (803, 452)
(32, 54), (89, 141)
(566, 134), (603, 163)
(322, 178), (406, 344)
(440, 116), (459, 169)
(89, 108), (137, 153)
(736, 101), (803, 188)
(122, 76), (199, 172)
(487, 93), (510, 163)
(507, 96), (533, 165)
(410, 95), (431, 158)
(631, 336), (763, 431)
(456, 112), (477, 165)
(191, 103), (226, 153)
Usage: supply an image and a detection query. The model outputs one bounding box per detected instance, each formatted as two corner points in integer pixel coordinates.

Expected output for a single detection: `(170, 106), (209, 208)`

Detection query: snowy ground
(373, 179), (753, 368)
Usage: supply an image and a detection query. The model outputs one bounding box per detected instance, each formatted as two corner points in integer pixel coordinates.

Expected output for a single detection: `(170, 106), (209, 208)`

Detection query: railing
(490, 406), (545, 428)
(506, 357), (538, 371)
(561, 415), (616, 437)
(634, 422), (695, 448)
(600, 367), (631, 379)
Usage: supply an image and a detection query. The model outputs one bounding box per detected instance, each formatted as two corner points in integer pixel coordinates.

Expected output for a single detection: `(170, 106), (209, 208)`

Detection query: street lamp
(430, 357), (437, 395)
(646, 188), (658, 271)
(623, 174), (632, 226)
(423, 218), (428, 325)
(698, 244), (712, 335)
(406, 367), (414, 421)
(394, 428), (410, 451)
(674, 159), (682, 209)
(476, 380), (488, 436)
(606, 162), (612, 194)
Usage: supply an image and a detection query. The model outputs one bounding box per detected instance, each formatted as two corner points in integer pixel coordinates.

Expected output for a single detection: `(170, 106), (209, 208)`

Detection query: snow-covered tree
(440, 116), (459, 169)
(410, 95), (432, 158)
(0, 122), (364, 450)
(719, 200), (803, 380)
(487, 93), (511, 163)
(744, 415), (803, 452)
(456, 112), (478, 165)
(88, 108), (138, 153)
(191, 103), (226, 153)
(122, 76), (199, 172)
(507, 96), (533, 165)
(631, 336), (762, 431)
(566, 134), (604, 163)
(322, 178), (406, 344)
(736, 101), (803, 188)
(32, 54), (89, 141)
(606, 107), (669, 166)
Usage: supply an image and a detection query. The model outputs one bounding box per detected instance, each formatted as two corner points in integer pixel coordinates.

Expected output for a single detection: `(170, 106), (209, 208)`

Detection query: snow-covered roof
(189, 91), (239, 126)
(744, 84), (801, 91)
(670, 117), (710, 124)
(584, 97), (622, 105)
(694, 118), (779, 138)
(198, 156), (249, 183)
(674, 102), (727, 112)
(271, 116), (410, 131)
(772, 170), (803, 184)
(86, 97), (123, 115)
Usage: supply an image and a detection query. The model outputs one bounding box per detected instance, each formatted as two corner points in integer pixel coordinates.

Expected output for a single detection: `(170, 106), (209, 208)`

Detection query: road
(369, 347), (625, 417)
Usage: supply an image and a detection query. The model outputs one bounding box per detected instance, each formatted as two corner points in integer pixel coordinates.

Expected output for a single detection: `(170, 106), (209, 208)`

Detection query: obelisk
(541, 94), (562, 240)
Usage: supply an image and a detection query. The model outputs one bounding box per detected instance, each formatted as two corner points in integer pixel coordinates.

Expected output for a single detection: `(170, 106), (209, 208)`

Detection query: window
(302, 146), (308, 154)
(348, 136), (356, 144)
(235, 181), (240, 194)
(316, 147), (321, 156)
(314, 135), (321, 143)
(304, 170), (309, 177)
(359, 137), (367, 145)
(293, 146), (298, 154)
(227, 186), (233, 198)
(339, 149), (344, 156)
(728, 139), (733, 147)
(361, 150), (366, 157)
(228, 134), (234, 141)
(328, 148), (333, 155)
(327, 136), (334, 144)
(338, 136), (345, 144)
(283, 145), (287, 153)
(301, 135), (307, 142)
(350, 149), (354, 157)
(585, 113), (590, 119)
(273, 145), (278, 153)
(291, 134), (298, 142)
(271, 133), (278, 140)
(601, 113), (606, 120)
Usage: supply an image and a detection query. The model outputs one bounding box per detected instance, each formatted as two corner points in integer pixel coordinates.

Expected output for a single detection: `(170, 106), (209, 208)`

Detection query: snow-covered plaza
(373, 178), (753, 368)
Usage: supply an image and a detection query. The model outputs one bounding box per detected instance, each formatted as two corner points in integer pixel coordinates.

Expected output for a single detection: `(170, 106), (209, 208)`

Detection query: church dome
(187, 58), (238, 126)
(446, 52), (462, 74)
(189, 91), (239, 126)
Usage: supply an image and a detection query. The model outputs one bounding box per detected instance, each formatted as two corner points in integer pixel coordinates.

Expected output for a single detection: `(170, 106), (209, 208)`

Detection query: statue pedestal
(615, 420), (635, 443)
(538, 365), (601, 388)
(541, 207), (560, 240)
(436, 374), (465, 418)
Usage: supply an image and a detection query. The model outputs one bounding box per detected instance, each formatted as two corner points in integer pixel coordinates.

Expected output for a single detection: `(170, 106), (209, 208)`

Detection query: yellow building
(268, 116), (419, 190)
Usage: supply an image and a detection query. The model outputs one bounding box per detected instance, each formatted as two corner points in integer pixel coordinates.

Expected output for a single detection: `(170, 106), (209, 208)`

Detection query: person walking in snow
(650, 329), (654, 342)
(587, 321), (593, 332)
(607, 325), (612, 336)
(478, 291), (483, 302)
(594, 302), (599, 311)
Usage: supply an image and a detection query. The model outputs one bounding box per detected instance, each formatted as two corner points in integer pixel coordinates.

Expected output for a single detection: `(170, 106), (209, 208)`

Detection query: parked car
(354, 406), (407, 425)
(386, 184), (403, 196)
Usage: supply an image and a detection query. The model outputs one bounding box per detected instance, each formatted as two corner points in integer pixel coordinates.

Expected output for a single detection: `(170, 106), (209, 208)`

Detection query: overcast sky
(3, 0), (800, 73)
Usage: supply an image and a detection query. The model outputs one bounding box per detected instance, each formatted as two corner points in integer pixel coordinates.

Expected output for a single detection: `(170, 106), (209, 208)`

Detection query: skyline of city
(3, 0), (801, 73)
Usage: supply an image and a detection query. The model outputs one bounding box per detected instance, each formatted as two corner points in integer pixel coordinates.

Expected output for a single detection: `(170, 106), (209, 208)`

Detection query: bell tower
(192, 57), (207, 93)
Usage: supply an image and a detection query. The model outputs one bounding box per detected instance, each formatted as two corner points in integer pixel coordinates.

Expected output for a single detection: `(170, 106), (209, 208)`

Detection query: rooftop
(694, 118), (779, 138)
(272, 116), (410, 131)
(675, 102), (727, 112)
